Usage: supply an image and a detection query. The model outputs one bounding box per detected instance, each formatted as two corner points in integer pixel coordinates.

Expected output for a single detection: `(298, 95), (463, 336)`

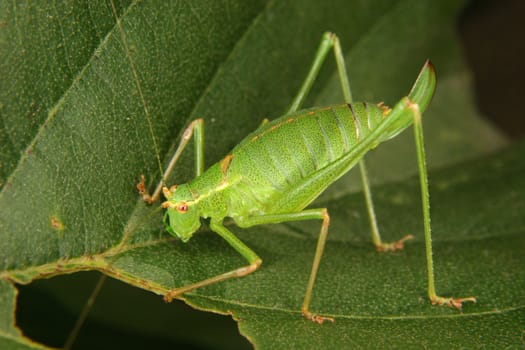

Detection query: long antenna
(110, 0), (164, 178)
(63, 2), (164, 347)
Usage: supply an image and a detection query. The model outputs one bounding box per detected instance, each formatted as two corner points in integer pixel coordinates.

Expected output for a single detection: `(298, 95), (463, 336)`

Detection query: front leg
(164, 219), (262, 301)
(138, 118), (205, 203)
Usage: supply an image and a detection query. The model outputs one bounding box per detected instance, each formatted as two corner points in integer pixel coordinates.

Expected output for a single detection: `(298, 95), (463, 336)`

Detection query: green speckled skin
(164, 42), (437, 244)
(178, 97), (427, 228)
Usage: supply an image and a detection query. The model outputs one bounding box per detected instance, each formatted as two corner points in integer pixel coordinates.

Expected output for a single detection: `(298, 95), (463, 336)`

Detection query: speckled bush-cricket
(137, 32), (476, 323)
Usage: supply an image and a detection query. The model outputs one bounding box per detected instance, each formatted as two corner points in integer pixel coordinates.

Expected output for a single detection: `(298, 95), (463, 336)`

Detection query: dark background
(459, 0), (525, 139)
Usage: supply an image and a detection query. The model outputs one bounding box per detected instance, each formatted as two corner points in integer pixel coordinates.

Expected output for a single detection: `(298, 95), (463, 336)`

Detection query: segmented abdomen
(227, 103), (387, 203)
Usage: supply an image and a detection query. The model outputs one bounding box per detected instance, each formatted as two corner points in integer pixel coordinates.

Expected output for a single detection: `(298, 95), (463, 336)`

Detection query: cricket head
(162, 184), (201, 242)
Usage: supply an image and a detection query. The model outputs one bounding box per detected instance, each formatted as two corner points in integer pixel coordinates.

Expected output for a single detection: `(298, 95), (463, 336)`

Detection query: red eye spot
(177, 203), (188, 213)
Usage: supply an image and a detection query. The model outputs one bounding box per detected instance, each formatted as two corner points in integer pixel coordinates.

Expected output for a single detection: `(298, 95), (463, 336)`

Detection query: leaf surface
(1, 0), (520, 348)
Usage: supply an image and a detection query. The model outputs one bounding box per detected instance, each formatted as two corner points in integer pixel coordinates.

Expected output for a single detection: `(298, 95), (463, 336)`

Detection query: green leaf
(1, 0), (520, 348)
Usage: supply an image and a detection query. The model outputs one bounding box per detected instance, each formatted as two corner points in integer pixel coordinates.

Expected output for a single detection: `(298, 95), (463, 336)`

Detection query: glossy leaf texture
(1, 0), (521, 349)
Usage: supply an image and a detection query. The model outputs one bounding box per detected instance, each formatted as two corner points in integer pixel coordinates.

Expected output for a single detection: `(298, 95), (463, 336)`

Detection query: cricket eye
(177, 203), (189, 213)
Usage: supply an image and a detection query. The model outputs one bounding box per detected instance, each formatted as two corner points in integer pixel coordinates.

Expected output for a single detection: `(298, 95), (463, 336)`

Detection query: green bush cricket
(137, 32), (476, 324)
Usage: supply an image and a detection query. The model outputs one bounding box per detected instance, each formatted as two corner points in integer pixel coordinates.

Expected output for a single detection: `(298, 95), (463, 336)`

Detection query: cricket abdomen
(223, 102), (396, 215)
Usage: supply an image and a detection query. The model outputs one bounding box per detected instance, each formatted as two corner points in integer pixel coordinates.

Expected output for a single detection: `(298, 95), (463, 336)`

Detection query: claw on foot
(375, 234), (414, 252)
(137, 175), (154, 203)
(136, 175), (147, 194)
(302, 311), (334, 324)
(431, 295), (476, 310)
